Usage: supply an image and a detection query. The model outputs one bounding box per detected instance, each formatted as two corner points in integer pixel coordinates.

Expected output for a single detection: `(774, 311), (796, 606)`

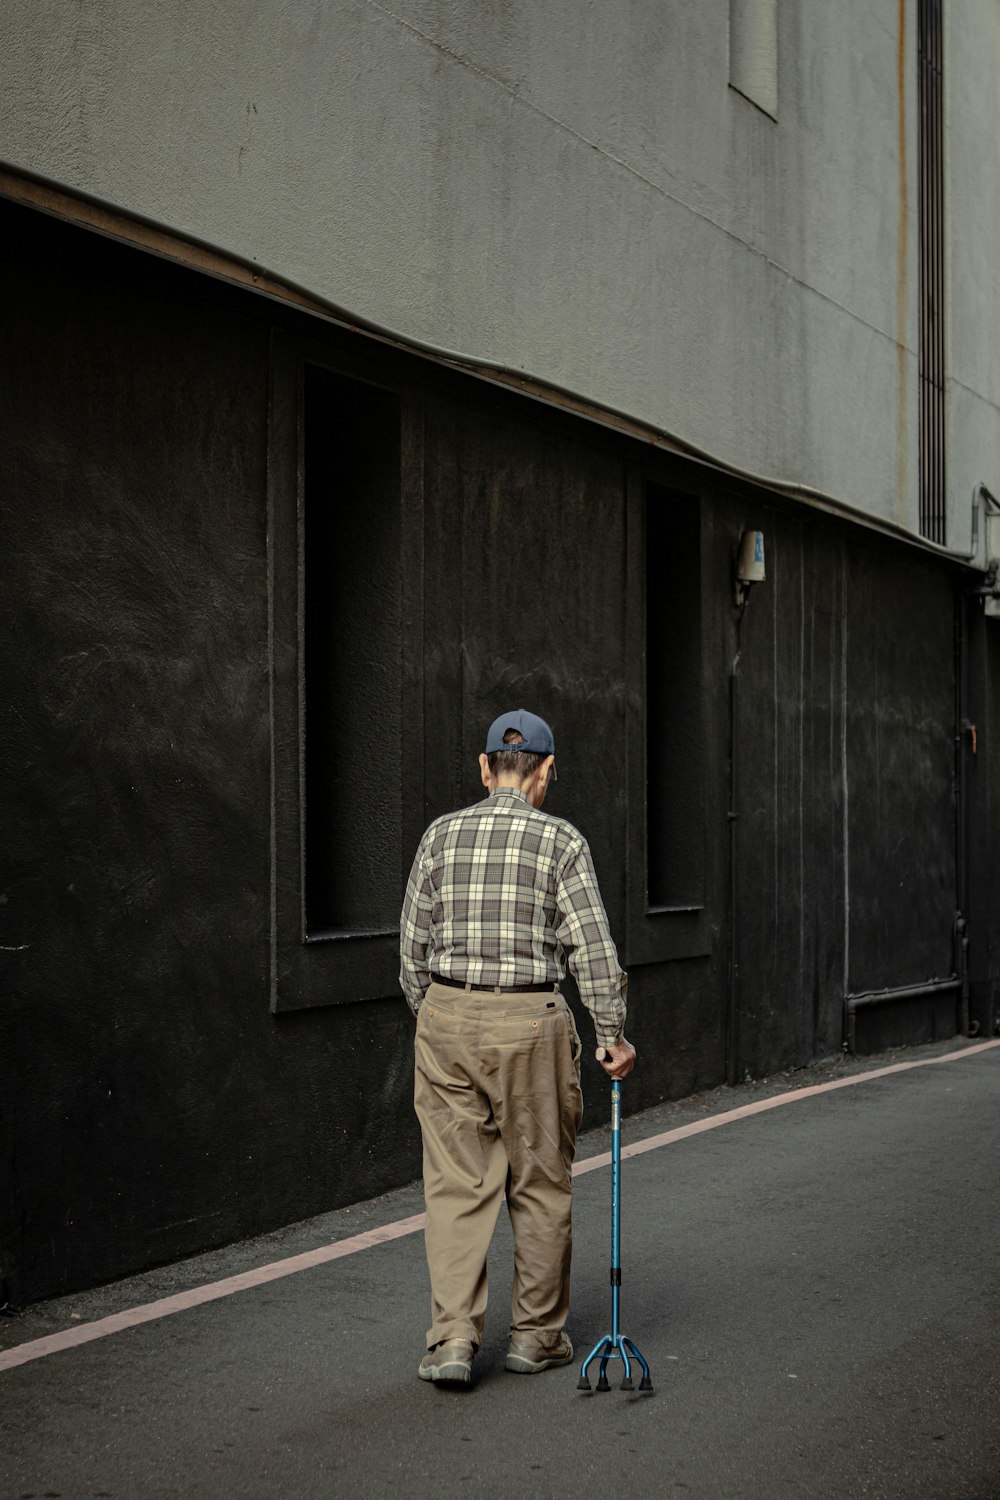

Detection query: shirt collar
(490, 787), (531, 806)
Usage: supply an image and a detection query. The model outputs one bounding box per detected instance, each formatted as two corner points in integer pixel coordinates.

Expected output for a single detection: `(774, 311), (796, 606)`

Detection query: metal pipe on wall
(726, 604), (747, 1086)
(843, 978), (961, 1054)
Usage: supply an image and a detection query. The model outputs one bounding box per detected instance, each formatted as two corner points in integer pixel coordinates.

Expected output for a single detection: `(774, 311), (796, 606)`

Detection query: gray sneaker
(504, 1333), (574, 1374)
(418, 1338), (475, 1385)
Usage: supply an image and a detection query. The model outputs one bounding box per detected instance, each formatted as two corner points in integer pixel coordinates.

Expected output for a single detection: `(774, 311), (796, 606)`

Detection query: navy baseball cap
(485, 709), (555, 756)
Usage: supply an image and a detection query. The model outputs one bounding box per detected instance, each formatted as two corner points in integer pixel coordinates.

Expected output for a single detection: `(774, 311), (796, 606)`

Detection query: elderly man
(400, 709), (636, 1387)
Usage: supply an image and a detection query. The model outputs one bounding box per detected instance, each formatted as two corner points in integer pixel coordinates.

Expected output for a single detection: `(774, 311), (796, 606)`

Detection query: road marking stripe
(2, 1038), (997, 1374)
(0, 1214), (428, 1373)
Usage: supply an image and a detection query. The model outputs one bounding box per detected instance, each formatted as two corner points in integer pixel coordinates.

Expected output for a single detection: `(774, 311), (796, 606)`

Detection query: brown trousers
(413, 981), (584, 1350)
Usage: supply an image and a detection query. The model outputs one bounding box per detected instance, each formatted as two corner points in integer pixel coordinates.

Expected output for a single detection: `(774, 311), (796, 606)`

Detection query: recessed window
(303, 365), (402, 935)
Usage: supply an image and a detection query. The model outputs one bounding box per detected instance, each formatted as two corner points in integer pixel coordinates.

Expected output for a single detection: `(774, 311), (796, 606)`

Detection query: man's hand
(597, 1039), (636, 1079)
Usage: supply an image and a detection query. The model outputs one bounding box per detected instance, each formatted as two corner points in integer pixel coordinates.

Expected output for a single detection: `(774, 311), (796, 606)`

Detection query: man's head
(479, 709), (556, 808)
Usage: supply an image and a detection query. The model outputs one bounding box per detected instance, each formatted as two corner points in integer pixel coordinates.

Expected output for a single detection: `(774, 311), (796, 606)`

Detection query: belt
(430, 972), (560, 995)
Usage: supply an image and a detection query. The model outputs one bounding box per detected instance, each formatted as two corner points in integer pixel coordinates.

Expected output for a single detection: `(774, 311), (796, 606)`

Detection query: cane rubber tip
(596, 1375), (611, 1392)
(576, 1377), (592, 1392)
(621, 1377), (634, 1391)
(638, 1378), (654, 1395)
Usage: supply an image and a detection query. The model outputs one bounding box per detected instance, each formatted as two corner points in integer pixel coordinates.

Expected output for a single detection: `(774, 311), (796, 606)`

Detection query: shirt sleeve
(554, 835), (627, 1047)
(399, 835), (434, 1015)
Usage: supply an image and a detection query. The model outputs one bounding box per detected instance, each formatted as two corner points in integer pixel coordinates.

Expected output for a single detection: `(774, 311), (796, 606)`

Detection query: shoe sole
(504, 1350), (574, 1374)
(418, 1361), (473, 1385)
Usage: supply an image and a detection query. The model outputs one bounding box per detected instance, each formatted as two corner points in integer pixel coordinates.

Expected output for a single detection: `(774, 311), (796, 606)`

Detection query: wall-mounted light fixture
(735, 529), (766, 607)
(982, 490), (1000, 619)
(968, 485), (1000, 617)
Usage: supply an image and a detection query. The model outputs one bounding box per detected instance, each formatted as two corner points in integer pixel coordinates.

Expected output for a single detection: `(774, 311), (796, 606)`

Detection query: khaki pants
(414, 981), (584, 1350)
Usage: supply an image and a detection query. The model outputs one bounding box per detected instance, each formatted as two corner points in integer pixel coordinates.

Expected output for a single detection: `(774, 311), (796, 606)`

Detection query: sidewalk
(3, 1037), (999, 1499)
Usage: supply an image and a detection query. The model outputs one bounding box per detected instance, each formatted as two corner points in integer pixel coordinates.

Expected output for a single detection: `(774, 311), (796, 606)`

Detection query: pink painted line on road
(0, 1213), (427, 1373)
(2, 1039), (997, 1374)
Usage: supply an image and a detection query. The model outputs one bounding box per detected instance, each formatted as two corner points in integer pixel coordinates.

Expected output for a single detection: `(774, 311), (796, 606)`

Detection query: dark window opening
(303, 366), (402, 935)
(645, 486), (704, 909)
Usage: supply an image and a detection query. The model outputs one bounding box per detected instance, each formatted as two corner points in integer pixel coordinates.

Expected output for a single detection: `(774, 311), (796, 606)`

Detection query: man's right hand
(598, 1038), (636, 1079)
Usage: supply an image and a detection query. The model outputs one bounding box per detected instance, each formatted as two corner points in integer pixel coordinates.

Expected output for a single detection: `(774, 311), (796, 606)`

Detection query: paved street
(2, 1039), (999, 1500)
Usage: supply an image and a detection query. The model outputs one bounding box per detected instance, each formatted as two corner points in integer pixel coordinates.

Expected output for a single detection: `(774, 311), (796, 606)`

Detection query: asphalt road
(2, 1039), (999, 1500)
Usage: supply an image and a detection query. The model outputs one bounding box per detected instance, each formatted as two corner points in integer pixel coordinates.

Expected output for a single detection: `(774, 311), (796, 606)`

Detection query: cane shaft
(611, 1079), (621, 1343)
(578, 1062), (654, 1394)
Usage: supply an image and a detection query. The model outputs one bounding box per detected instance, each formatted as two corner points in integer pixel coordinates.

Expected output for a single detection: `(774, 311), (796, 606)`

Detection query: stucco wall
(2, 1), (995, 550)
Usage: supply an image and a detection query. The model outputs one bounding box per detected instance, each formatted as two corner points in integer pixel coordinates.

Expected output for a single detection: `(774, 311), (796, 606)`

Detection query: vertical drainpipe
(895, 0), (908, 529)
(726, 607), (747, 1086)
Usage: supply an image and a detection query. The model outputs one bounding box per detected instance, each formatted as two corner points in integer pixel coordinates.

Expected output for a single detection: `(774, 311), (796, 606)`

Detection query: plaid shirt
(399, 787), (627, 1046)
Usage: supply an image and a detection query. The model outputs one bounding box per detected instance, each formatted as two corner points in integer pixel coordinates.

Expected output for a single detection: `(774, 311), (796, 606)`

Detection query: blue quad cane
(577, 1050), (653, 1396)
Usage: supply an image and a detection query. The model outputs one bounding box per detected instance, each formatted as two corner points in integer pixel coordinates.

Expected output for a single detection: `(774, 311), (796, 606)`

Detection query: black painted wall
(727, 512), (962, 1068)
(967, 606), (1000, 1040)
(2, 197), (993, 1305)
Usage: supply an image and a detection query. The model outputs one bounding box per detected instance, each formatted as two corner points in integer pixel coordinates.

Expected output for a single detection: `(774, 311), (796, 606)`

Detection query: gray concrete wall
(2, 2), (995, 550)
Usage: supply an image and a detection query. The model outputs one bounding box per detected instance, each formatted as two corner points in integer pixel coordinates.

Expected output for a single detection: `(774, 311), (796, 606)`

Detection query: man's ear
(522, 754), (552, 807)
(479, 753), (493, 792)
